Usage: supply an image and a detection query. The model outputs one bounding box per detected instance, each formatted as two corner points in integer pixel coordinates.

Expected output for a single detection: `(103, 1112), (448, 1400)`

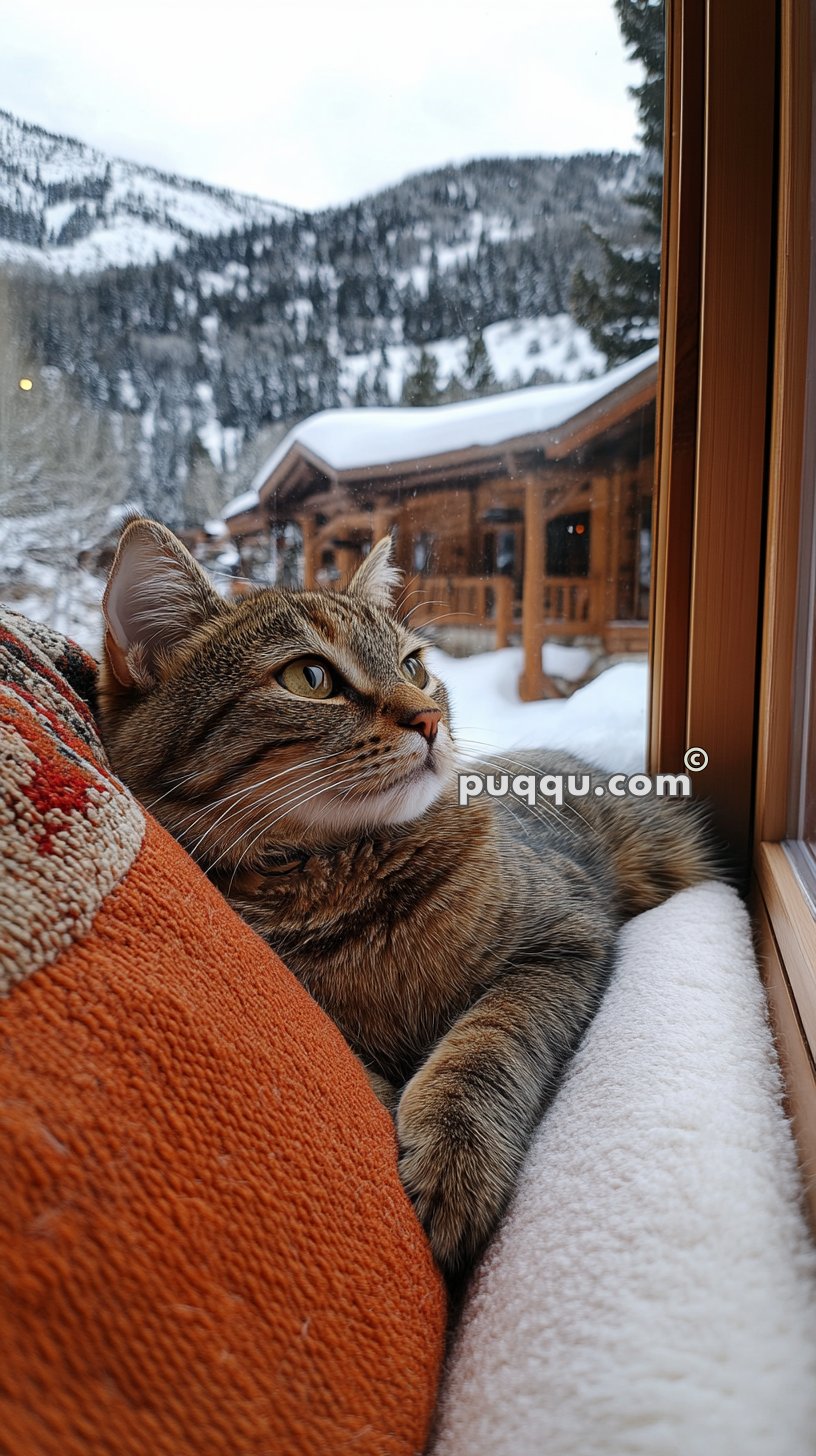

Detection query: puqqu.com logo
(457, 751), (708, 808)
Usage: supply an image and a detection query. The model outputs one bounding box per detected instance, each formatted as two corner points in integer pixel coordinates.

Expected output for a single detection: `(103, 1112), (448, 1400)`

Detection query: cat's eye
(401, 654), (429, 688)
(278, 658), (335, 699)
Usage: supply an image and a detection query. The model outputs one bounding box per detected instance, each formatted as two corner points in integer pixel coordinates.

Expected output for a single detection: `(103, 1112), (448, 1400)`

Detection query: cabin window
(413, 533), (435, 574)
(494, 531), (516, 578)
(546, 513), (591, 578)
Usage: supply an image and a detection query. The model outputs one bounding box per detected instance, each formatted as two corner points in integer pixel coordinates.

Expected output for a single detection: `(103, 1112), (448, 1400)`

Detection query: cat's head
(97, 517), (457, 866)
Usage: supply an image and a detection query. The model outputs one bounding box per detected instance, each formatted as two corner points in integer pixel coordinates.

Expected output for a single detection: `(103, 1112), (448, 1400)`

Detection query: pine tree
(401, 348), (440, 406)
(463, 330), (495, 394)
(370, 361), (391, 405)
(182, 440), (227, 527)
(353, 373), (372, 407)
(570, 0), (664, 363)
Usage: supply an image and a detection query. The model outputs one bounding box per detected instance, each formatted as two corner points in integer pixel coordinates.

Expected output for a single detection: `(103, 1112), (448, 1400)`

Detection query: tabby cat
(97, 518), (717, 1275)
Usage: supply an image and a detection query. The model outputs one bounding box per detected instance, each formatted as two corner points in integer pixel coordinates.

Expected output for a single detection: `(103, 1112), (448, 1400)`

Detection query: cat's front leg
(397, 959), (608, 1275)
(362, 1066), (401, 1116)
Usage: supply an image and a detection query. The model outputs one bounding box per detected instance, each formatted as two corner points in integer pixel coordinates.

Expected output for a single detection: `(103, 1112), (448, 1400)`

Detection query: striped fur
(98, 519), (718, 1275)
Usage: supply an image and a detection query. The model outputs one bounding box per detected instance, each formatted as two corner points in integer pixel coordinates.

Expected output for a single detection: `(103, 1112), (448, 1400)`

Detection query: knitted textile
(0, 608), (445, 1456)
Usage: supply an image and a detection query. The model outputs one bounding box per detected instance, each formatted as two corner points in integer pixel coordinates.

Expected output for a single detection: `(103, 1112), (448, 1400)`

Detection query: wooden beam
(606, 469), (623, 622)
(519, 476), (560, 702)
(754, 0), (812, 846)
(298, 514), (317, 590)
(649, 0), (705, 774)
(371, 494), (396, 545)
(493, 576), (513, 650)
(650, 0), (776, 877)
(335, 544), (357, 586)
(683, 0), (776, 869)
(589, 473), (610, 635)
(467, 490), (479, 576)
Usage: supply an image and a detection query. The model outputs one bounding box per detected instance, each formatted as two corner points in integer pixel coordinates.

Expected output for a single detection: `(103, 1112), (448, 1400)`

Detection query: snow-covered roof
(224, 347), (657, 521)
(222, 489), (262, 521)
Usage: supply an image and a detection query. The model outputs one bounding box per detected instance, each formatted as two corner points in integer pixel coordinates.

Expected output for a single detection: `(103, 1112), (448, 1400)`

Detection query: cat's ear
(346, 534), (401, 610)
(102, 517), (225, 689)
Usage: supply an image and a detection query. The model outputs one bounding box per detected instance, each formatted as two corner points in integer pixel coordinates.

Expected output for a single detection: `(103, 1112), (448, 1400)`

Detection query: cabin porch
(228, 452), (652, 698)
(223, 354), (657, 699)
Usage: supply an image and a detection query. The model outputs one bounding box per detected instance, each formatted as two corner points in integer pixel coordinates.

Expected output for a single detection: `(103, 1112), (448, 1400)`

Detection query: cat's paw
(396, 1067), (511, 1274)
(362, 1066), (400, 1117)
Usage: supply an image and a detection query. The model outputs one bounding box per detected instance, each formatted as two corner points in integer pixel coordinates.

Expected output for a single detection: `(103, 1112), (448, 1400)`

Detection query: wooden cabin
(224, 349), (657, 700)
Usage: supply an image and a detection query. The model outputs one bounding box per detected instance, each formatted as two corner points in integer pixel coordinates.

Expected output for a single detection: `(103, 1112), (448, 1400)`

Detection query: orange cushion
(0, 611), (445, 1456)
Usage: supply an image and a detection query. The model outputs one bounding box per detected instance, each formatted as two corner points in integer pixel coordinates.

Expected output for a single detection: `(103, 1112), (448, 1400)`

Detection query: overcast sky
(0, 0), (642, 210)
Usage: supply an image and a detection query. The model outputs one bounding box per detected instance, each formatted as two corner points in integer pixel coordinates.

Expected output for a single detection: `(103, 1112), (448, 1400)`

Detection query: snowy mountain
(1, 108), (653, 526)
(0, 109), (292, 272)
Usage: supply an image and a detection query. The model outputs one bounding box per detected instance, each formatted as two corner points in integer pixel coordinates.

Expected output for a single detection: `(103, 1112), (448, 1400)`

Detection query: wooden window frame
(752, 0), (816, 1223)
(650, 0), (816, 1226)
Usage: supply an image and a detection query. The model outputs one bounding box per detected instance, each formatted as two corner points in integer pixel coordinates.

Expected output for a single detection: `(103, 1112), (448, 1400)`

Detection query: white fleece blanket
(431, 883), (816, 1456)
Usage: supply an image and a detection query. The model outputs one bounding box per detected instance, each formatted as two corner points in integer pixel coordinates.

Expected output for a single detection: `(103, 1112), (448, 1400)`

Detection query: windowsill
(753, 843), (816, 1233)
(757, 843), (816, 1055)
(784, 840), (816, 917)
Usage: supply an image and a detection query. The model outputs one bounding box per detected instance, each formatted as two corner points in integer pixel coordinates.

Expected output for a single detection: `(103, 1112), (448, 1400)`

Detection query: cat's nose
(401, 709), (441, 744)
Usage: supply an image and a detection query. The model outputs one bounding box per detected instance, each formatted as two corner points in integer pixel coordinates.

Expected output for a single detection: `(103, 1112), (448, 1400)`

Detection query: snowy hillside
(2, 108), (653, 525)
(0, 109), (292, 272)
(339, 314), (605, 403)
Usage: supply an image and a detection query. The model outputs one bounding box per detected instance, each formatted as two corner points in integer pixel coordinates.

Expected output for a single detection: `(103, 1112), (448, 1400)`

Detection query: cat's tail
(606, 793), (726, 918)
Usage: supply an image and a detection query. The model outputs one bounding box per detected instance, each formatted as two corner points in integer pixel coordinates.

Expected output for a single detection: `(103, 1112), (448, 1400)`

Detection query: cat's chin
(291, 759), (452, 837)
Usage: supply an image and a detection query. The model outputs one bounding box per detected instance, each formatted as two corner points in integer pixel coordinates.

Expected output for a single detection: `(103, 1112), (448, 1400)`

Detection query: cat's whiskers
(453, 736), (589, 835)
(220, 744), (427, 882)
(401, 598), (448, 623)
(335, 758), (401, 806)
(178, 768), (332, 852)
(213, 765), (372, 877)
(464, 774), (536, 846)
(406, 609), (465, 632)
(453, 744), (576, 834)
(393, 583), (432, 616)
(176, 746), (354, 846)
(144, 764), (216, 810)
(474, 753), (588, 836)
(184, 751), (363, 859)
(144, 743), (295, 811)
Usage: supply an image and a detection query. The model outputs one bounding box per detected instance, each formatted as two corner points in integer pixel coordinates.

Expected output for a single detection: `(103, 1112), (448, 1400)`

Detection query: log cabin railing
(542, 577), (594, 631)
(407, 575), (514, 649)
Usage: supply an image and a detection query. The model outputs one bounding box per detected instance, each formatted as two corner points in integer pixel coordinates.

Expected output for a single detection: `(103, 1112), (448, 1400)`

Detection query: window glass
(0, 0), (664, 773)
(785, 0), (816, 898)
(788, 362), (816, 889)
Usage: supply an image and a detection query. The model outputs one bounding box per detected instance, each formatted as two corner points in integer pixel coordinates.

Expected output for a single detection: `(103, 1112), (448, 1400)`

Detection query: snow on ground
(484, 315), (603, 384)
(428, 646), (648, 774)
(338, 313), (606, 405)
(541, 641), (595, 683)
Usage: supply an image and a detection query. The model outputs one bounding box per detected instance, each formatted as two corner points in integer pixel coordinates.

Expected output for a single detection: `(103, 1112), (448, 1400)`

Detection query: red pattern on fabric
(2, 693), (96, 853)
(19, 756), (91, 855)
(0, 625), (98, 735)
(3, 683), (118, 789)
